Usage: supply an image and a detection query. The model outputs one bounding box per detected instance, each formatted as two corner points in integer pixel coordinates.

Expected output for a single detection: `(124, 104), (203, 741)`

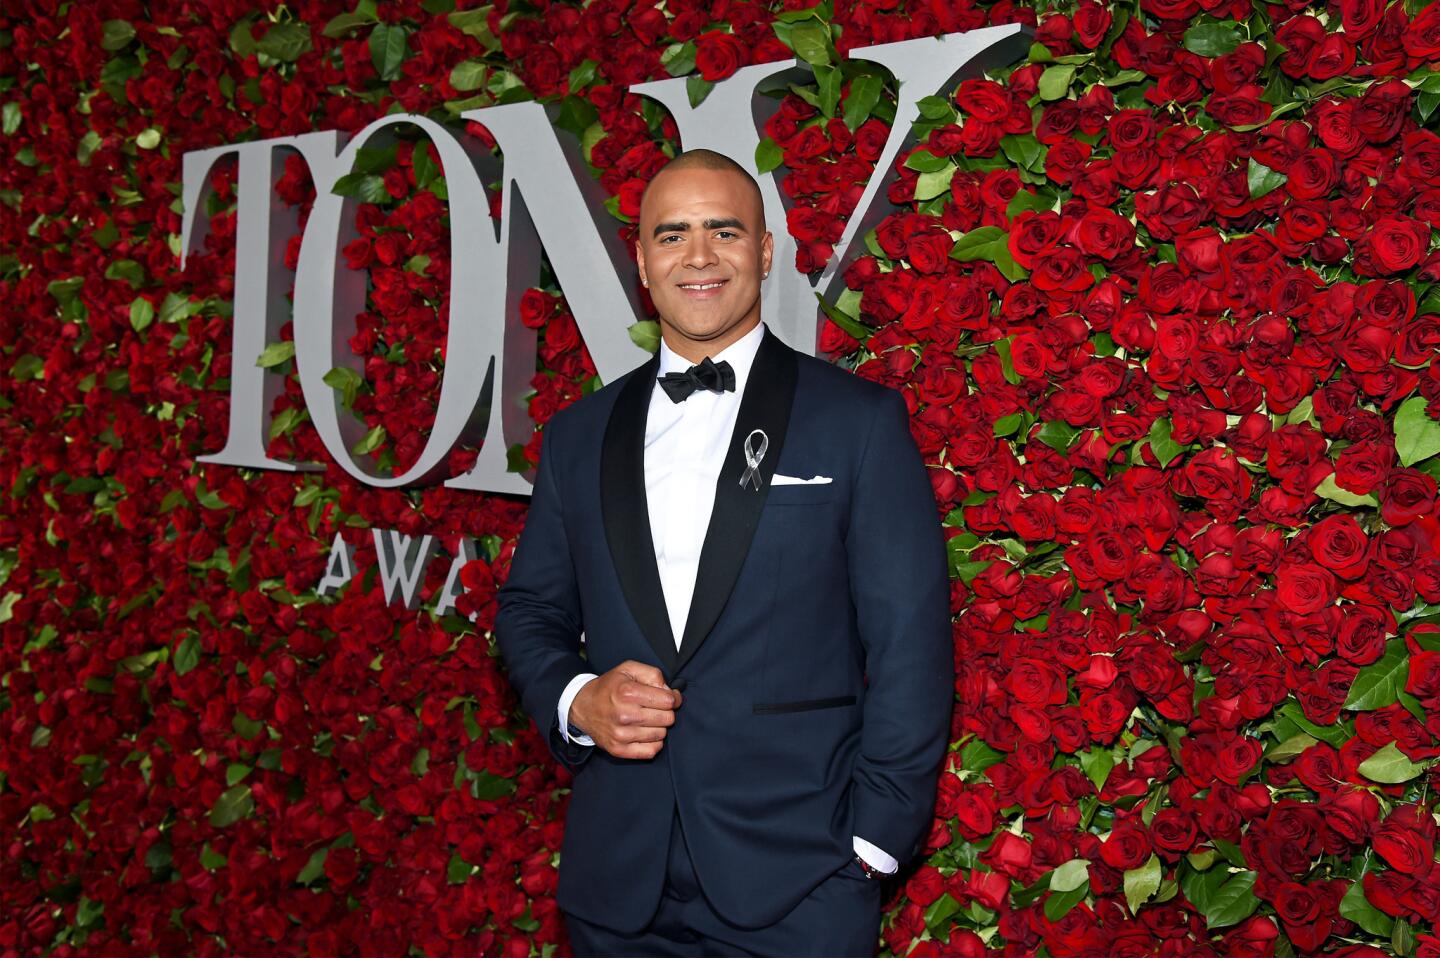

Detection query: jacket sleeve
(494, 416), (595, 770)
(847, 388), (954, 863)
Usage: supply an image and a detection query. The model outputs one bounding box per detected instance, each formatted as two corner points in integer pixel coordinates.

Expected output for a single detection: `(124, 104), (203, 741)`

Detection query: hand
(568, 660), (682, 760)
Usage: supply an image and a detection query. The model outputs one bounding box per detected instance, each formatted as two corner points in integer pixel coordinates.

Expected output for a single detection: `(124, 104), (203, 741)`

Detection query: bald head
(642, 149), (763, 222)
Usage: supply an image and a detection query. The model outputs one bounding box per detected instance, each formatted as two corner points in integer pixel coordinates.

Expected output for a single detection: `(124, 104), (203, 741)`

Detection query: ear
(636, 242), (648, 287)
(760, 231), (773, 277)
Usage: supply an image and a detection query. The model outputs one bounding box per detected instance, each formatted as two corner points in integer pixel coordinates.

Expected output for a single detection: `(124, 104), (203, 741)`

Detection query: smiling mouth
(677, 280), (727, 291)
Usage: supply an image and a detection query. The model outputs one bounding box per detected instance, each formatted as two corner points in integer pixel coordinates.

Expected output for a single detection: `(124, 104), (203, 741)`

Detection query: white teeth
(681, 282), (724, 290)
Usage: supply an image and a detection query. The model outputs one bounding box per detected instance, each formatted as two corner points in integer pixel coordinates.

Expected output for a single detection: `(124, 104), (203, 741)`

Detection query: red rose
(1073, 207), (1135, 261)
(905, 231), (953, 275)
(1072, 0), (1111, 48)
(979, 830), (1033, 878)
(1276, 563), (1339, 614)
(955, 79), (1012, 124)
(1099, 821), (1151, 870)
(1380, 469), (1438, 526)
(1373, 806), (1437, 874)
(1306, 514), (1370, 579)
(1213, 735), (1263, 784)
(1405, 2), (1440, 60)
(1336, 607), (1391, 665)
(1360, 215), (1430, 275)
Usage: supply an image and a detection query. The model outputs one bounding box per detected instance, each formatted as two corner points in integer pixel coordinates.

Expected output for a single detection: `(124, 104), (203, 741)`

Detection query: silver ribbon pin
(739, 428), (769, 490)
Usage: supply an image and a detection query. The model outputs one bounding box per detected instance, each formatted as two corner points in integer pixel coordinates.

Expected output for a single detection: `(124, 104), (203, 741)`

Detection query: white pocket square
(772, 474), (833, 485)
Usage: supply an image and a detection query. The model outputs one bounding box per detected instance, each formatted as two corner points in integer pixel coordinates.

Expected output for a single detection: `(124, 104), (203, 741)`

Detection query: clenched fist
(569, 660), (683, 760)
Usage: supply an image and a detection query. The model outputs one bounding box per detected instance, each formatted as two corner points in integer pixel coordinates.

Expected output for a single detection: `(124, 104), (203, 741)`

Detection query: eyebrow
(651, 217), (747, 237)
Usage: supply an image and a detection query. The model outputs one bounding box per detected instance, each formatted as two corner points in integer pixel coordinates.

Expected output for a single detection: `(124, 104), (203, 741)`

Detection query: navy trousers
(565, 813), (882, 957)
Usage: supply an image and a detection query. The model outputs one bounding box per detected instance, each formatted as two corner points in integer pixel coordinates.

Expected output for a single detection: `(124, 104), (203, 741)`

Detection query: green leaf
(136, 128), (161, 150)
(1000, 134), (1047, 174)
(914, 164), (957, 201)
(950, 225), (1006, 258)
(470, 769), (517, 800)
(660, 41), (696, 78)
(1395, 396), (1440, 467)
(1149, 417), (1184, 467)
(226, 763), (251, 787)
(755, 138), (783, 175)
(815, 64), (841, 118)
(915, 95), (953, 121)
(1078, 745), (1115, 790)
(297, 847), (327, 885)
(568, 58), (599, 91)
(923, 893), (962, 934)
(77, 129), (103, 165)
(1314, 474), (1379, 507)
(324, 366), (364, 409)
(173, 634), (200, 675)
(1036, 421), (1080, 452)
(1007, 189), (1057, 219)
(1204, 871), (1259, 928)
(1358, 741), (1428, 783)
(1044, 883), (1088, 921)
(1, 102), (20, 136)
(1050, 859), (1090, 893)
(1265, 732), (1316, 763)
(1246, 158), (1286, 199)
(76, 896), (103, 928)
(323, 11), (377, 38)
(1038, 64), (1075, 100)
(331, 172), (389, 204)
(369, 23), (409, 81)
(201, 843), (228, 870)
(629, 320), (660, 353)
(1124, 854), (1162, 915)
(101, 19), (136, 51)
(352, 424), (386, 456)
(255, 341), (295, 368)
(450, 59), (488, 91)
(950, 226), (1027, 282)
(1344, 639), (1409, 711)
(1339, 879), (1396, 937)
(256, 22), (312, 62)
(788, 21), (832, 66)
(448, 851), (475, 883)
(686, 73), (713, 108)
(448, 7), (499, 51)
(1183, 21), (1243, 58)
(816, 292), (873, 342)
(130, 298), (155, 332)
(209, 785), (254, 828)
(843, 73), (885, 131)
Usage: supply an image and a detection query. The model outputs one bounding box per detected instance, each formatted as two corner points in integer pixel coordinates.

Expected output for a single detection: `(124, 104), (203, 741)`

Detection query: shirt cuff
(853, 836), (899, 874)
(558, 673), (600, 746)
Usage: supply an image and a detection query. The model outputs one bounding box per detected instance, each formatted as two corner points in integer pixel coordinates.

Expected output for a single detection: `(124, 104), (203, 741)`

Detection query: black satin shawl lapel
(673, 328), (798, 676)
(599, 355), (678, 674)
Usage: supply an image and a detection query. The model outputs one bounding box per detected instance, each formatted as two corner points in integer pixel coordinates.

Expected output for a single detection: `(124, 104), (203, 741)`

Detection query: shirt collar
(656, 321), (766, 396)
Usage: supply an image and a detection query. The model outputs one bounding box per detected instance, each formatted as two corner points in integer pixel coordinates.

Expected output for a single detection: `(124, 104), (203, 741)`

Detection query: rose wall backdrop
(6, 0), (1440, 955)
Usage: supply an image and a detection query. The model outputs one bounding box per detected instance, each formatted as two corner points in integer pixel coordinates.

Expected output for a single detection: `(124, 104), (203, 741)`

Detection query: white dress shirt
(554, 321), (897, 874)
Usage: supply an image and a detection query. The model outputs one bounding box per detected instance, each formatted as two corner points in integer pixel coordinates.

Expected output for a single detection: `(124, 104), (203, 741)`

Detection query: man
(495, 148), (952, 956)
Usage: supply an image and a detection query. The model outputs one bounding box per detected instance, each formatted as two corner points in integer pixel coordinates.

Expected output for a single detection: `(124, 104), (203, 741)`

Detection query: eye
(658, 234), (681, 245)
(714, 230), (738, 240)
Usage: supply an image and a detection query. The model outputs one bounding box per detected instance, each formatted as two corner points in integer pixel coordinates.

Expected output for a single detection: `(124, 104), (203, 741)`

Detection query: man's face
(636, 166), (774, 359)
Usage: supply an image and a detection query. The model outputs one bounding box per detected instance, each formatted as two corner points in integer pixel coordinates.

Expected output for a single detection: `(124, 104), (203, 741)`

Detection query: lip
(676, 279), (728, 299)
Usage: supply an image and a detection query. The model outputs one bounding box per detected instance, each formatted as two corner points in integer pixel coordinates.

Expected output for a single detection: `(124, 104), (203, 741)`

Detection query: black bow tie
(658, 357), (736, 403)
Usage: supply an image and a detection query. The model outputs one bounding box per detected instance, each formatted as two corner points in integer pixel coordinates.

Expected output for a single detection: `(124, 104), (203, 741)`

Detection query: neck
(661, 316), (762, 365)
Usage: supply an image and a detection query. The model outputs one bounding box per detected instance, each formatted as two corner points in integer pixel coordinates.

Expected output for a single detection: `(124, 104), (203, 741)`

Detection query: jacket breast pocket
(752, 695), (856, 715)
(764, 482), (838, 506)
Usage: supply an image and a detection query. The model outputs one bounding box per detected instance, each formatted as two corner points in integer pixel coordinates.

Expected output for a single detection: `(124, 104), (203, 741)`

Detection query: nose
(684, 234), (717, 270)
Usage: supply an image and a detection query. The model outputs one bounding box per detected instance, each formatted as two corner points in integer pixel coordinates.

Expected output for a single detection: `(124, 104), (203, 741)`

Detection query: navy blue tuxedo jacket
(495, 326), (953, 932)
